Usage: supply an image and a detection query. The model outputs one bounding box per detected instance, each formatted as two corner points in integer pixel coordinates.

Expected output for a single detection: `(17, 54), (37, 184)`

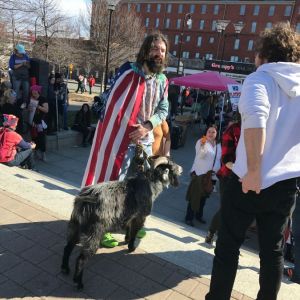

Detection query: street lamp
(104, 0), (119, 91)
(216, 20), (244, 70)
(176, 13), (192, 75)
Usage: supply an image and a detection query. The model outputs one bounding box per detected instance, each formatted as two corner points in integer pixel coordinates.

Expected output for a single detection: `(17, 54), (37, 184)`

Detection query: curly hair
(255, 22), (300, 63)
(136, 31), (169, 67)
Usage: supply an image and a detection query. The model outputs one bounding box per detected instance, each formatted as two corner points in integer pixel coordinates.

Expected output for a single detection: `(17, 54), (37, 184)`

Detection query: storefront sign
(205, 60), (255, 75)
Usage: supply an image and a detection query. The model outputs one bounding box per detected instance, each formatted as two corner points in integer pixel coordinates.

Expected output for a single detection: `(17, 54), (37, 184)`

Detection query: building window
(145, 18), (149, 27)
(155, 18), (159, 28)
(176, 19), (181, 29)
(209, 37), (215, 44)
(172, 51), (176, 56)
(186, 35), (191, 42)
(268, 5), (275, 16)
(182, 51), (190, 59)
(230, 56), (239, 62)
(296, 23), (300, 33)
(285, 6), (292, 16)
(248, 40), (254, 51)
(205, 53), (213, 60)
(266, 22), (272, 29)
(128, 4), (131, 12)
(199, 20), (205, 30)
(157, 4), (161, 13)
(240, 5), (246, 16)
(174, 35), (179, 45)
(136, 4), (140, 12)
(197, 36), (202, 47)
(211, 20), (217, 31)
(234, 39), (240, 50)
(251, 22), (257, 33)
(165, 18), (170, 28)
(146, 4), (151, 13)
(195, 53), (200, 59)
(167, 4), (172, 13)
(178, 4), (183, 13)
(213, 5), (219, 15)
(201, 4), (207, 14)
(190, 4), (195, 13)
(253, 5), (260, 16)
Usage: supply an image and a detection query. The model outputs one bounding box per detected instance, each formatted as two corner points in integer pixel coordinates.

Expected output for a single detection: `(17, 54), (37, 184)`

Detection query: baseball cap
(15, 44), (26, 54)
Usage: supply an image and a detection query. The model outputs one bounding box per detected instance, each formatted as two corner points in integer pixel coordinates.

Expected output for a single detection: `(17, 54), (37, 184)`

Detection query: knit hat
(15, 44), (26, 54)
(30, 85), (42, 94)
(3, 114), (19, 128)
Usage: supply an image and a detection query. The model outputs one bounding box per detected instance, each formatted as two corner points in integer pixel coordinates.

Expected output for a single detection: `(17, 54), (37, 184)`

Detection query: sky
(59, 0), (88, 17)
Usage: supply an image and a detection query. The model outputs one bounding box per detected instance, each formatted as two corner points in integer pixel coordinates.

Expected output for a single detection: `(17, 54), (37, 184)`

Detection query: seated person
(0, 114), (36, 169)
(72, 104), (95, 147)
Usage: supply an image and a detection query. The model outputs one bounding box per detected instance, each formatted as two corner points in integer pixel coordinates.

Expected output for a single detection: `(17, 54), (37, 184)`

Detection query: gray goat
(61, 156), (182, 289)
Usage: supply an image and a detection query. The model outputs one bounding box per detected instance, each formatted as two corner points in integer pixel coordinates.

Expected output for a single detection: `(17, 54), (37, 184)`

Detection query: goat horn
(152, 156), (169, 169)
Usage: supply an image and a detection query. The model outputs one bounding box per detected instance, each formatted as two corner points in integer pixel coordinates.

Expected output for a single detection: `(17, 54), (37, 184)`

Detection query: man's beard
(145, 56), (165, 74)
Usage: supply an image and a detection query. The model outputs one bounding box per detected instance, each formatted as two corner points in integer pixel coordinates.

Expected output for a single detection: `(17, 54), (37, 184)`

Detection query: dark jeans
(185, 199), (207, 221)
(206, 174), (298, 300)
(5, 149), (34, 169)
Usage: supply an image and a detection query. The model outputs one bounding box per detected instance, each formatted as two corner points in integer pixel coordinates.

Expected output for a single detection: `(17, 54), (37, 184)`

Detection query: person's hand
(129, 123), (151, 143)
(240, 170), (261, 194)
(30, 142), (36, 149)
(200, 136), (206, 146)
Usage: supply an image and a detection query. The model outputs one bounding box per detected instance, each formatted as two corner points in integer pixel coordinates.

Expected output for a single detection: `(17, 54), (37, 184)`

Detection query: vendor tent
(170, 71), (239, 91)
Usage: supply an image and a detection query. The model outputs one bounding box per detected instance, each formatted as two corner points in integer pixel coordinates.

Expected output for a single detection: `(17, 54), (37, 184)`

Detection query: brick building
(122, 0), (300, 67)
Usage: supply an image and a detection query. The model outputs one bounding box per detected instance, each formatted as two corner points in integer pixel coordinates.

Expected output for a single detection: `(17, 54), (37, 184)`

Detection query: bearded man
(81, 32), (169, 247)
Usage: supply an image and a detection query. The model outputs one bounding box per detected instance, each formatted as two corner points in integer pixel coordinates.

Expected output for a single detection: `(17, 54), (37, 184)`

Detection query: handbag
(202, 144), (218, 194)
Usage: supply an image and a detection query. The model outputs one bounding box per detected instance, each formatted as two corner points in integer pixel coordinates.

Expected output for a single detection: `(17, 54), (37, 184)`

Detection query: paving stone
(165, 291), (192, 300)
(21, 244), (54, 265)
(0, 226), (21, 244)
(5, 261), (41, 285)
(164, 272), (198, 296)
(41, 220), (68, 236)
(140, 260), (174, 283)
(107, 286), (141, 300)
(0, 280), (28, 298)
(37, 253), (62, 276)
(190, 282), (210, 300)
(0, 251), (23, 272)
(135, 279), (172, 299)
(195, 276), (210, 286)
(2, 234), (35, 254)
(0, 273), (7, 284)
(25, 271), (62, 296)
(118, 252), (150, 271)
(81, 274), (118, 299)
(47, 282), (89, 299)
(231, 289), (244, 300)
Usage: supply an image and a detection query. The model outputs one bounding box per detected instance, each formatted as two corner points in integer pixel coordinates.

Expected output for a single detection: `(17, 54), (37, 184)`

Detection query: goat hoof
(61, 266), (70, 275)
(128, 246), (136, 253)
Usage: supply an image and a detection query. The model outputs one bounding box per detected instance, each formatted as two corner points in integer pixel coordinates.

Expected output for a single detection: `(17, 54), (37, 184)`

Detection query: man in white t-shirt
(206, 22), (300, 300)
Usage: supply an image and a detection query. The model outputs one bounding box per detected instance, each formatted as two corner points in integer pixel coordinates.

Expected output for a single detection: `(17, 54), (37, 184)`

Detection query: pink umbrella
(170, 71), (239, 91)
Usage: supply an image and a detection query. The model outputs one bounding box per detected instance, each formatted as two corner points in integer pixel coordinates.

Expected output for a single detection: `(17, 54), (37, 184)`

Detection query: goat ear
(162, 168), (169, 181)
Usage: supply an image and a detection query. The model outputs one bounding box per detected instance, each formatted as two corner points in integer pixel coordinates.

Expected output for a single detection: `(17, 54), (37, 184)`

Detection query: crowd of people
(1, 21), (299, 300)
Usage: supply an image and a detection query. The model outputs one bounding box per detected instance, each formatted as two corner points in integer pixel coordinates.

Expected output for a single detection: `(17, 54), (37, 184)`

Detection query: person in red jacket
(0, 114), (36, 169)
(88, 75), (96, 95)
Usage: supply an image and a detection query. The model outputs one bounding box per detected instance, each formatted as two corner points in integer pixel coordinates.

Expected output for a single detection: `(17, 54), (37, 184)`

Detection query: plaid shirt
(217, 122), (241, 178)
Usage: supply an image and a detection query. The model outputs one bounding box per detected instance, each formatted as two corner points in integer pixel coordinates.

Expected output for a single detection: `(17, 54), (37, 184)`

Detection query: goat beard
(144, 56), (165, 74)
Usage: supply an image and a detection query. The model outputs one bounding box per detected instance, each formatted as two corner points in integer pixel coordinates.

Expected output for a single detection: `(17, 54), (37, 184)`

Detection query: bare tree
(88, 0), (144, 71)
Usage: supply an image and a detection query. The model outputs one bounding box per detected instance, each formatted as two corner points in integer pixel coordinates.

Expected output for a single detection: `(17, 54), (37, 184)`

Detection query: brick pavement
(0, 189), (253, 300)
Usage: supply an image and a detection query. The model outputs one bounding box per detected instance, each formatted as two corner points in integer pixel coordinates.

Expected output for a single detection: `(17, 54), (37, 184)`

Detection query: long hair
(255, 22), (300, 63)
(136, 32), (169, 68)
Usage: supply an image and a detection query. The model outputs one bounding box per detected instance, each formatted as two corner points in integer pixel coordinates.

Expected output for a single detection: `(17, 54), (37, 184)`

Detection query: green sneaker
(136, 228), (146, 239)
(100, 233), (119, 248)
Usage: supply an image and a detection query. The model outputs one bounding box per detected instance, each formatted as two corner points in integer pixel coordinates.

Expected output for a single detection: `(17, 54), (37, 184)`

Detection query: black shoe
(185, 220), (194, 227)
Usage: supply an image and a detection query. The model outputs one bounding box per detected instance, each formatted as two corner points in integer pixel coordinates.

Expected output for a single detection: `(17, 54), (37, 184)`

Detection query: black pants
(206, 174), (298, 300)
(5, 149), (34, 169)
(185, 198), (207, 221)
(292, 193), (300, 282)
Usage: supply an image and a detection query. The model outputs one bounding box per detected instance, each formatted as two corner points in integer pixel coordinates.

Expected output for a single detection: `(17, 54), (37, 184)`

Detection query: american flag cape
(82, 62), (146, 187)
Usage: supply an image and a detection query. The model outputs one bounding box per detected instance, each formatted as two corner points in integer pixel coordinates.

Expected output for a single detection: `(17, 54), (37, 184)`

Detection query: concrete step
(0, 164), (298, 300)
(46, 129), (81, 151)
